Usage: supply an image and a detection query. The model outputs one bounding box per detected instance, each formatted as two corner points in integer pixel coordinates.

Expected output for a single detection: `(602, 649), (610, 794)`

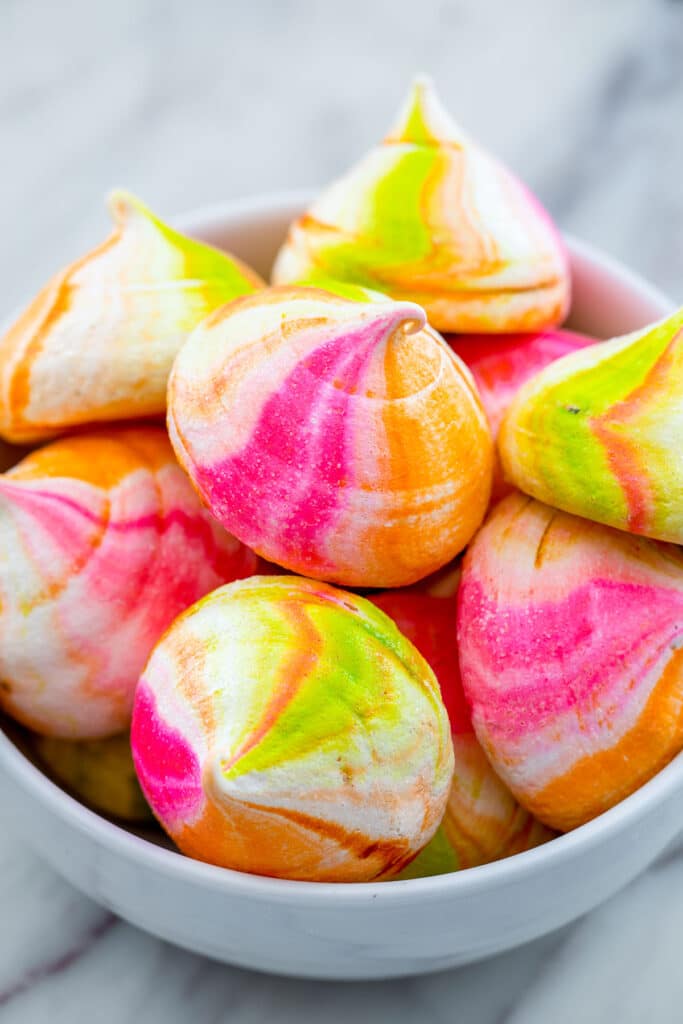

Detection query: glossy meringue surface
(272, 78), (570, 333)
(0, 191), (264, 442)
(370, 579), (553, 878)
(458, 493), (683, 831)
(131, 575), (454, 882)
(0, 426), (257, 739)
(452, 328), (595, 501)
(168, 286), (493, 587)
(499, 308), (683, 544)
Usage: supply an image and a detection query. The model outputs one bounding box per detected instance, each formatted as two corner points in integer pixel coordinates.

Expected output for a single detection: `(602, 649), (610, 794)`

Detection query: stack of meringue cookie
(1, 77), (681, 883)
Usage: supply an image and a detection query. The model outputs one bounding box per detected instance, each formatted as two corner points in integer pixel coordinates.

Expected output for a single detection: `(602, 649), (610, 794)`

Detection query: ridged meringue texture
(0, 426), (258, 739)
(272, 77), (570, 333)
(168, 287), (493, 588)
(457, 493), (683, 832)
(452, 328), (595, 501)
(499, 308), (683, 544)
(131, 576), (454, 882)
(0, 191), (264, 442)
(32, 733), (152, 822)
(370, 577), (553, 878)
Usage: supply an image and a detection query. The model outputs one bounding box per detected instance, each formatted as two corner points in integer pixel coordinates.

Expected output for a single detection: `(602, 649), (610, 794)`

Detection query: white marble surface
(1, 0), (683, 1019)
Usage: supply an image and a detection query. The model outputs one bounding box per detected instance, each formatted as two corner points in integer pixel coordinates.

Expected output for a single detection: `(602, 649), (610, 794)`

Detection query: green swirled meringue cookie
(132, 576), (454, 881)
(500, 307), (683, 544)
(0, 191), (264, 442)
(273, 77), (570, 334)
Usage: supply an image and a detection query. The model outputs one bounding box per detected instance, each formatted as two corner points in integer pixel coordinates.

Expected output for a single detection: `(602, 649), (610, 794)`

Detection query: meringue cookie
(0, 426), (258, 739)
(0, 191), (264, 442)
(499, 308), (683, 544)
(458, 493), (683, 831)
(370, 579), (553, 878)
(452, 328), (594, 501)
(131, 576), (454, 881)
(168, 287), (493, 588)
(32, 732), (152, 822)
(273, 78), (570, 333)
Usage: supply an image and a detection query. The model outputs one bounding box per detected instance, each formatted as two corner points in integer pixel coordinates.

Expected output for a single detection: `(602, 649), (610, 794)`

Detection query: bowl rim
(0, 190), (678, 907)
(4, 720), (683, 906)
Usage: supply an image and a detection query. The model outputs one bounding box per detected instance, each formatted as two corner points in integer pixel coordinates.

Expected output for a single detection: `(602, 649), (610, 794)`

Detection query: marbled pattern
(169, 288), (492, 587)
(2, 0), (683, 1019)
(499, 308), (683, 543)
(273, 79), (570, 332)
(0, 192), (262, 442)
(132, 576), (453, 881)
(0, 427), (257, 738)
(458, 493), (683, 831)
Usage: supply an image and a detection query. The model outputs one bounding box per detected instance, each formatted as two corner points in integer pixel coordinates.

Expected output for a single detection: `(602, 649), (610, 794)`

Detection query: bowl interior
(0, 192), (677, 895)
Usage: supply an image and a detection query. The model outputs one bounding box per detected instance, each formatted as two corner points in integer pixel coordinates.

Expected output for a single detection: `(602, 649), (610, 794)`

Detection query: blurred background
(3, 0), (682, 308)
(2, 1), (683, 1021)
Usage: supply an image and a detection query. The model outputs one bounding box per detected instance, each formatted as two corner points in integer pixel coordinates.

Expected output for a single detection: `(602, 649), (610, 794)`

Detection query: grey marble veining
(1, 0), (683, 1020)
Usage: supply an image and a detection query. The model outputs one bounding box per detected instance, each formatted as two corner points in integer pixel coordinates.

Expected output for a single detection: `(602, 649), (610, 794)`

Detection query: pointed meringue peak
(0, 191), (264, 443)
(500, 306), (683, 545)
(168, 287), (493, 588)
(105, 188), (264, 289)
(107, 187), (150, 225)
(386, 75), (464, 146)
(364, 299), (428, 337)
(273, 78), (570, 334)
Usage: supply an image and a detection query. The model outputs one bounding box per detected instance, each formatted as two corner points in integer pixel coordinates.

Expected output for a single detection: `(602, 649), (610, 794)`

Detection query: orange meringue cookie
(168, 287), (493, 588)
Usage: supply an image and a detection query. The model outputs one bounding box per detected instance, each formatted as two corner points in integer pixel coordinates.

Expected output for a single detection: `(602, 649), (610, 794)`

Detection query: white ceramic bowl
(0, 193), (676, 981)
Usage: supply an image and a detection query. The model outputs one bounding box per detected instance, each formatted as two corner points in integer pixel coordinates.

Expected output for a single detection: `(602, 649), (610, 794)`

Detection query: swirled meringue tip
(168, 286), (493, 588)
(499, 308), (683, 544)
(32, 732), (152, 823)
(369, 584), (554, 878)
(131, 575), (454, 882)
(272, 77), (570, 333)
(0, 190), (264, 444)
(0, 426), (258, 740)
(451, 328), (595, 502)
(458, 492), (683, 832)
(385, 74), (463, 146)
